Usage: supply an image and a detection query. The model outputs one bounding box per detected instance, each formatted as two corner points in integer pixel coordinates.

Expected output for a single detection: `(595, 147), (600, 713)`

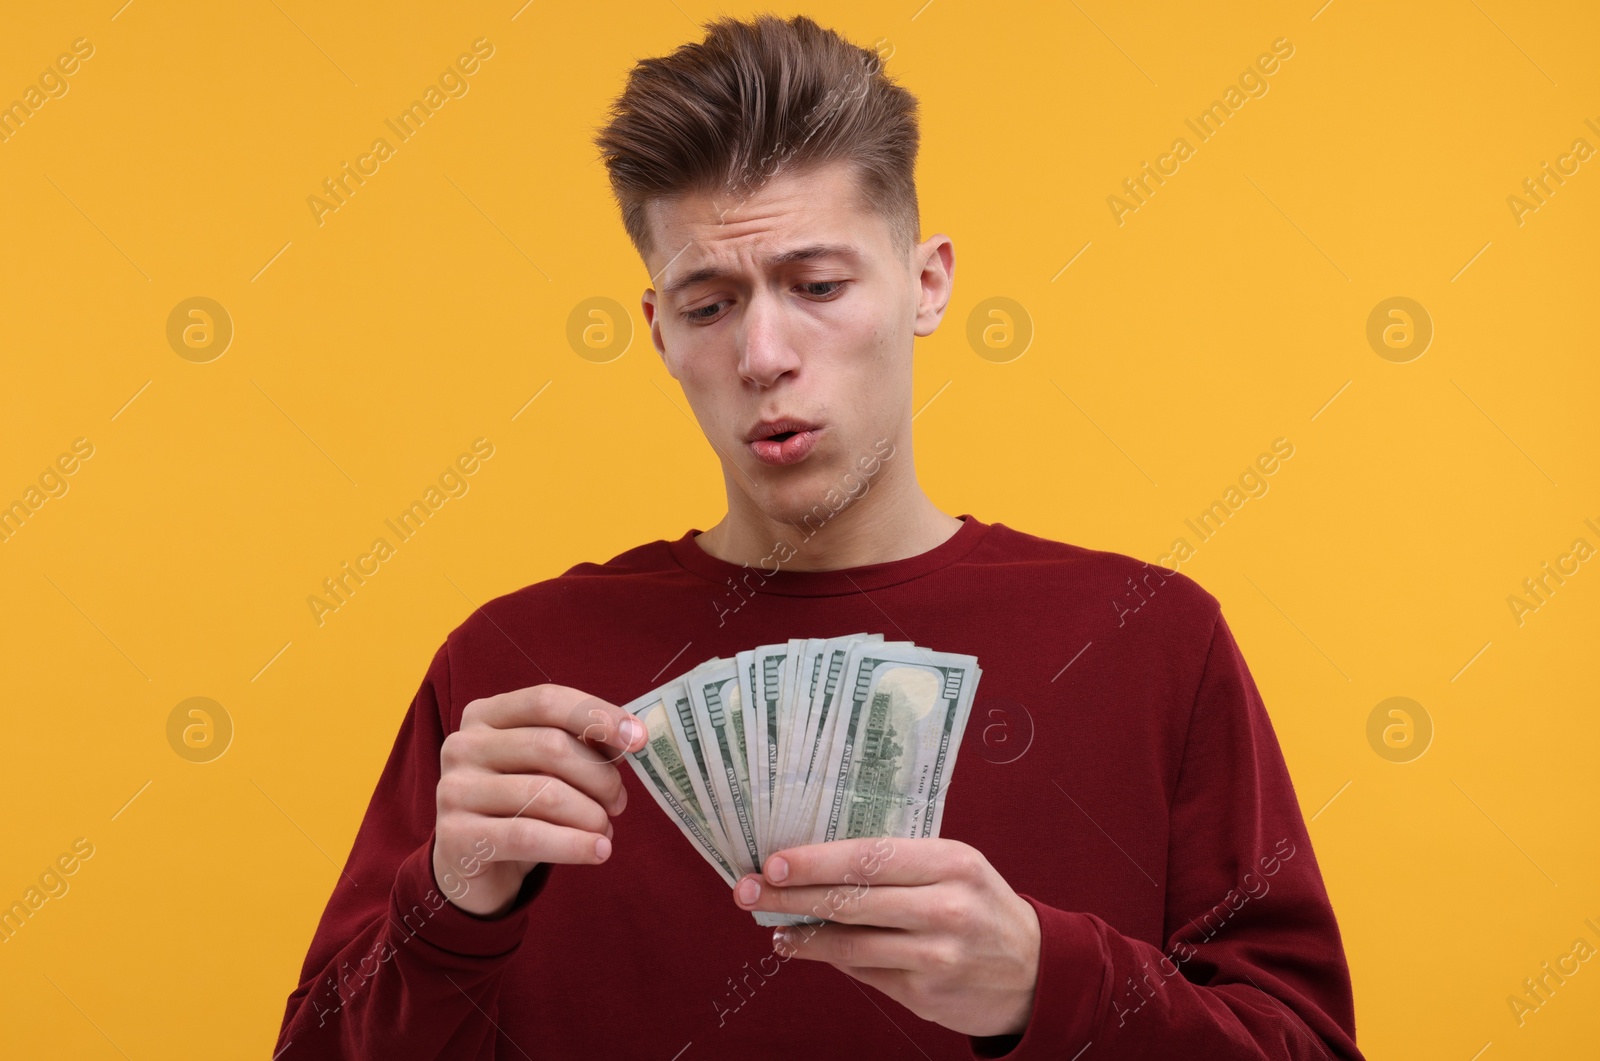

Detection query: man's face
(640, 159), (952, 526)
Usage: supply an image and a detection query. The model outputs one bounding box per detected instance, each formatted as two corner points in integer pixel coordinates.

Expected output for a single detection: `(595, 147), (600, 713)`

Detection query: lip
(744, 416), (822, 443)
(748, 426), (823, 467)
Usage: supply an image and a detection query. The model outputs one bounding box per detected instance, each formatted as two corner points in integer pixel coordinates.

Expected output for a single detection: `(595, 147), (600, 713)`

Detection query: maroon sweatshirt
(274, 514), (1363, 1060)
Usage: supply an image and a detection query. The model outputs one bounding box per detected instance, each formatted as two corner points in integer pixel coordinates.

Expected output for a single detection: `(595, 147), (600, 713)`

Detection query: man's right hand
(433, 684), (646, 918)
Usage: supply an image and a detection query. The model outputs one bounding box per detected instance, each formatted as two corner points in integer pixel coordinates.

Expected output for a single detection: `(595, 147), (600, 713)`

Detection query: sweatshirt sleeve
(968, 609), (1364, 1061)
(273, 639), (554, 1060)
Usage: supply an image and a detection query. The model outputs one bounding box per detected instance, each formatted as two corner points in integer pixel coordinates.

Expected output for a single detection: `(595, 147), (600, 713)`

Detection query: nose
(737, 291), (802, 389)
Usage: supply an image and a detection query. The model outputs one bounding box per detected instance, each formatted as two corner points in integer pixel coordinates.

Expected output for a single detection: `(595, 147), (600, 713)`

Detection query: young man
(275, 15), (1363, 1060)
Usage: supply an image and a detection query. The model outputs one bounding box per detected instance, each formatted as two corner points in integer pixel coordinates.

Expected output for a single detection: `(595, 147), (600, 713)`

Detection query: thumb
(568, 694), (647, 761)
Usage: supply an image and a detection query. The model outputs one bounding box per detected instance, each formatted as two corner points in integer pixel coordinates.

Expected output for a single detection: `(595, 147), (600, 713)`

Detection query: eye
(799, 280), (847, 298)
(679, 281), (847, 325)
(682, 300), (727, 323)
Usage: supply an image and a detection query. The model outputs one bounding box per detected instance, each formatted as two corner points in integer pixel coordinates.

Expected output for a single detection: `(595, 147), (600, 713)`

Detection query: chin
(752, 463), (869, 528)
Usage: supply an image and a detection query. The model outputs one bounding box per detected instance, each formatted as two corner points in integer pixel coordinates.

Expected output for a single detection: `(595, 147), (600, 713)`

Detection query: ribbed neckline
(665, 513), (991, 597)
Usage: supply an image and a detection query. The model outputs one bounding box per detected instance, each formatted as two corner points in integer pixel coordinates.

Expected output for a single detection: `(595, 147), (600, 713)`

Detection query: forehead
(646, 160), (886, 294)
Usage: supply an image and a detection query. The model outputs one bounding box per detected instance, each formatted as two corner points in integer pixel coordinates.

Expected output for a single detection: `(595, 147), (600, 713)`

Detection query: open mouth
(747, 425), (822, 466)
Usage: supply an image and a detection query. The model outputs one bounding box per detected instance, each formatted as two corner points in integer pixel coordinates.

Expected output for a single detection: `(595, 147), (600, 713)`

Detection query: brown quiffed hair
(593, 13), (921, 265)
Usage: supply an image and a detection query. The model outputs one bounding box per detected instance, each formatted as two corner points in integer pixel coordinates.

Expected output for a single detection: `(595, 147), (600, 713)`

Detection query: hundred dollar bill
(686, 657), (762, 874)
(618, 686), (740, 888)
(813, 642), (981, 846)
(761, 640), (915, 928)
(766, 638), (818, 839)
(749, 642), (796, 852)
(775, 635), (894, 853)
(737, 649), (763, 845)
(658, 675), (740, 869)
(768, 633), (825, 851)
(769, 636), (836, 849)
(618, 634), (982, 928)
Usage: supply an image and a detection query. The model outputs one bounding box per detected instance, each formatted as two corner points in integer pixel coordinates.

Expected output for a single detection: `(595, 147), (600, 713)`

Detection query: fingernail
(767, 856), (789, 883)
(604, 821), (614, 840)
(595, 835), (611, 861)
(736, 877), (760, 905)
(619, 718), (642, 747)
(772, 928), (789, 949)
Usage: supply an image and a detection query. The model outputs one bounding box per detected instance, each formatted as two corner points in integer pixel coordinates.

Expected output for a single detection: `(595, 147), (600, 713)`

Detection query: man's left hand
(732, 837), (1041, 1038)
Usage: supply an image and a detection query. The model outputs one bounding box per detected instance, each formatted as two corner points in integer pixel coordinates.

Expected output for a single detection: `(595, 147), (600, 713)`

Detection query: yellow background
(2, 1), (1595, 1057)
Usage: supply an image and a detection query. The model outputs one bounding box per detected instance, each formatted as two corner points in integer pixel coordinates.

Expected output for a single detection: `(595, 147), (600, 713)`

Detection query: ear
(641, 288), (674, 377)
(912, 234), (955, 337)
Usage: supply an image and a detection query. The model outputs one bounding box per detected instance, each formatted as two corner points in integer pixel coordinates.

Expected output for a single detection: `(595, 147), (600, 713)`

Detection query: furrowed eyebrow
(661, 243), (861, 299)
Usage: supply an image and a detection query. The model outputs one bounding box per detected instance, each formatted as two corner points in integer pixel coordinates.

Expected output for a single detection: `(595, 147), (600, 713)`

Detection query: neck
(694, 460), (961, 572)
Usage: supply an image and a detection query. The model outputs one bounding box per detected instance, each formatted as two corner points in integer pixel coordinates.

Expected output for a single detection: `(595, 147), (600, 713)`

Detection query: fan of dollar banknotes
(620, 633), (982, 925)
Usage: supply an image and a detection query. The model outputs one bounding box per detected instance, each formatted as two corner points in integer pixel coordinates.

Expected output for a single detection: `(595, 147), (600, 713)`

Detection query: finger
(440, 771), (612, 836)
(463, 685), (646, 757)
(772, 922), (926, 971)
(455, 727), (628, 814)
(467, 813), (613, 867)
(764, 837), (971, 889)
(833, 965), (909, 997)
(733, 874), (924, 929)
